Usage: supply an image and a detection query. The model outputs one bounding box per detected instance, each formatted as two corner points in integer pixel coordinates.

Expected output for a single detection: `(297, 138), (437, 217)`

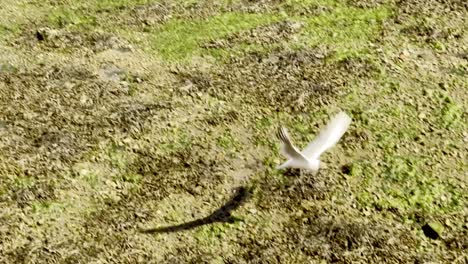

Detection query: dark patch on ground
(0, 63), (166, 207)
(37, 187), (159, 263)
(445, 229), (468, 251)
(274, 1), (333, 16)
(81, 199), (148, 248)
(69, 186), (250, 263)
(201, 108), (241, 126)
(130, 142), (228, 201)
(120, 1), (221, 29)
(202, 20), (304, 49)
(347, 0), (387, 8)
(93, 1), (233, 29)
(223, 170), (430, 262)
(141, 186), (250, 233)
(256, 171), (334, 211)
(175, 48), (376, 112)
(283, 216), (422, 262)
(162, 211), (423, 262)
(10, 181), (57, 208)
(227, 0), (331, 16)
(14, 27), (133, 54)
(228, 0), (283, 12)
(394, 0), (467, 46)
(0, 65), (109, 169)
(124, 1), (176, 27)
(164, 247), (216, 264)
(104, 102), (173, 136)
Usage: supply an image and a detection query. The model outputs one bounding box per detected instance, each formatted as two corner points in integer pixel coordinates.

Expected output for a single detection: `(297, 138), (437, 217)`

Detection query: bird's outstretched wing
(277, 126), (307, 161)
(301, 111), (351, 160)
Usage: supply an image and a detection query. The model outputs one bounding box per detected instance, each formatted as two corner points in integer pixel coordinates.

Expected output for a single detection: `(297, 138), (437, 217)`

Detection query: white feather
(277, 111), (351, 171)
(301, 112), (352, 160)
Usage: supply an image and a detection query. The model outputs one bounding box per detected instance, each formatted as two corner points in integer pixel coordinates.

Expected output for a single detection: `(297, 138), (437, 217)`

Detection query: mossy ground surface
(0, 0), (467, 263)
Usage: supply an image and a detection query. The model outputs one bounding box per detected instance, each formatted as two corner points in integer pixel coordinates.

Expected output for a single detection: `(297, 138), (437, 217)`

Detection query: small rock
(422, 222), (443, 239)
(444, 219), (453, 228)
(341, 164), (353, 175)
(36, 27), (60, 41)
(423, 89), (433, 97)
(80, 94), (89, 105)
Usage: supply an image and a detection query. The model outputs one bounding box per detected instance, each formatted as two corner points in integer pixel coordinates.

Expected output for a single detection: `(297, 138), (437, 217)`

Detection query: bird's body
(276, 157), (321, 171)
(277, 111), (351, 173)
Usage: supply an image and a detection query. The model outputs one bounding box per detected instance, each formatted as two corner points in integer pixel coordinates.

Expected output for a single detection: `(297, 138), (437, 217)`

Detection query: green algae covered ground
(0, 0), (467, 263)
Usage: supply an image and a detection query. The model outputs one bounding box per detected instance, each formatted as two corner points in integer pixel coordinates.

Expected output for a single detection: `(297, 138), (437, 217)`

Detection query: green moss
(31, 200), (66, 214)
(159, 128), (193, 154)
(440, 97), (462, 129)
(382, 155), (421, 183)
(47, 8), (97, 29)
(279, 0), (343, 15)
(87, 0), (152, 10)
(148, 12), (281, 60)
(194, 224), (228, 245)
(354, 153), (466, 214)
(255, 117), (273, 130)
(121, 173), (142, 184)
(106, 145), (131, 170)
(84, 173), (100, 188)
(216, 129), (240, 152)
(0, 63), (19, 74)
(0, 24), (21, 41)
(299, 6), (390, 54)
(39, 0), (150, 11)
(13, 175), (35, 188)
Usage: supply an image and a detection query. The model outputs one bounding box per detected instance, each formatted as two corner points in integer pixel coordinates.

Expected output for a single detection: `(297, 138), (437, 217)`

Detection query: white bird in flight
(277, 111), (352, 173)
